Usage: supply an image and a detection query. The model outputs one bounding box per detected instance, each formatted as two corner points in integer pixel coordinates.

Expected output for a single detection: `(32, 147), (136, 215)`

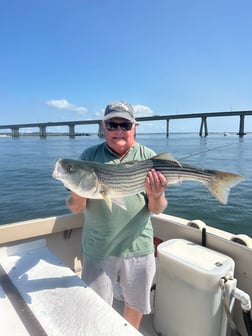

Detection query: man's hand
(67, 192), (87, 214)
(145, 169), (168, 214)
(145, 169), (168, 198)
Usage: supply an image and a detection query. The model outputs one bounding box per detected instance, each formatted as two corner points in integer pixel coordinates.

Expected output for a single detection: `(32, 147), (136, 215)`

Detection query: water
(0, 134), (251, 236)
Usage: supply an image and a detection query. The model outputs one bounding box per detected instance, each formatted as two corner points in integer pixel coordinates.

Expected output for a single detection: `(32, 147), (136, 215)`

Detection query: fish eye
(66, 164), (75, 173)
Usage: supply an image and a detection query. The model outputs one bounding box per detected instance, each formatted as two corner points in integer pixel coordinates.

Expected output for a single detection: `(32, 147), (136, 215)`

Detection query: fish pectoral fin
(153, 153), (182, 167)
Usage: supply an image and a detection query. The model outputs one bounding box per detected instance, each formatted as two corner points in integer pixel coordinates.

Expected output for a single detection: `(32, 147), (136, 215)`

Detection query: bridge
(0, 110), (251, 138)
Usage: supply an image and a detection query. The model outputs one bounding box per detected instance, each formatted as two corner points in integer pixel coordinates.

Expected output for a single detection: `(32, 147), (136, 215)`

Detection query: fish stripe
(53, 154), (245, 206)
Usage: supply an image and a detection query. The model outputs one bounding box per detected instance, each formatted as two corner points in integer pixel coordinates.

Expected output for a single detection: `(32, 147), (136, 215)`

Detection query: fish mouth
(52, 160), (66, 179)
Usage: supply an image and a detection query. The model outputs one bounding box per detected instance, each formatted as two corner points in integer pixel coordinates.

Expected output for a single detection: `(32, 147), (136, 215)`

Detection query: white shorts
(82, 254), (156, 314)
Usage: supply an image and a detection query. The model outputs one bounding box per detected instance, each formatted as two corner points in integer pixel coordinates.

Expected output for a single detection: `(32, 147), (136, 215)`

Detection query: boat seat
(0, 239), (142, 336)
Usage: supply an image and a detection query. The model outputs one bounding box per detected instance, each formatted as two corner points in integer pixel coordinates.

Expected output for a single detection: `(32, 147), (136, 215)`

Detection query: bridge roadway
(0, 110), (251, 137)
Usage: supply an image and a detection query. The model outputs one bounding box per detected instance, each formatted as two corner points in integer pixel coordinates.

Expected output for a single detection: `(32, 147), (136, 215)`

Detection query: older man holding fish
(67, 101), (168, 329)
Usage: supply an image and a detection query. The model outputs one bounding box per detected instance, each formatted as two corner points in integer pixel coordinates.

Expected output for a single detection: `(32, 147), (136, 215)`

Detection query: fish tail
(207, 171), (245, 205)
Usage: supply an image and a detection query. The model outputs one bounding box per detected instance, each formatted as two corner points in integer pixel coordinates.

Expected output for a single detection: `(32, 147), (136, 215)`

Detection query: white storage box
(154, 239), (235, 336)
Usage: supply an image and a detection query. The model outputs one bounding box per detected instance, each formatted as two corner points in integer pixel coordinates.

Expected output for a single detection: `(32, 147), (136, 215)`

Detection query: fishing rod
(179, 143), (232, 161)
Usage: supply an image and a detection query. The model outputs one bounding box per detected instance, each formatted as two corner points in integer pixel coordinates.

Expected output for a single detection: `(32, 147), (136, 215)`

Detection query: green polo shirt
(80, 142), (156, 260)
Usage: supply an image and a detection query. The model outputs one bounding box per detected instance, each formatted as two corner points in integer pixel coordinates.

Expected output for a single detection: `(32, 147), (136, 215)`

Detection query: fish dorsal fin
(152, 152), (182, 167)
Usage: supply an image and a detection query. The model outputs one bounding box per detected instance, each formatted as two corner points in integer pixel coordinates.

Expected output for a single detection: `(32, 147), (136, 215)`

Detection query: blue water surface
(0, 133), (251, 236)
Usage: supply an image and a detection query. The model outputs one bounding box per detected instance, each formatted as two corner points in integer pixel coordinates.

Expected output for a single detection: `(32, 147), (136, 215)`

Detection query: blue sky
(1, 0), (252, 134)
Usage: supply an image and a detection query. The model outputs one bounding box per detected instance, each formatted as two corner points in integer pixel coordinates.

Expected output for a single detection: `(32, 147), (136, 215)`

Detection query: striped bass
(52, 153), (244, 211)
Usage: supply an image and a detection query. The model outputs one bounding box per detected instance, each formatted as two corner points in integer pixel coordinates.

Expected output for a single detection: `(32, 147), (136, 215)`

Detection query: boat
(1, 212), (252, 335)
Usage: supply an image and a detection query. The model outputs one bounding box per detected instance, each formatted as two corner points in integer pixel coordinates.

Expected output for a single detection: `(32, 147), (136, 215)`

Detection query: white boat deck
(113, 299), (157, 336)
(0, 284), (30, 335)
(1, 213), (252, 336)
(0, 240), (142, 336)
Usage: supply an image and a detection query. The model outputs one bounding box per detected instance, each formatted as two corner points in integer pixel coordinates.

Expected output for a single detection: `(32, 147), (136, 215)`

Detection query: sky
(1, 0), (252, 134)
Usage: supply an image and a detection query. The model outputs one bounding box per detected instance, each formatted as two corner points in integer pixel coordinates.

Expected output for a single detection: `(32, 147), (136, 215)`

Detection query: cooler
(154, 239), (235, 336)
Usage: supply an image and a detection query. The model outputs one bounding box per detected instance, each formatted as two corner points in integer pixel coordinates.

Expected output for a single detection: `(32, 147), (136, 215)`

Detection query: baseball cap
(103, 101), (135, 121)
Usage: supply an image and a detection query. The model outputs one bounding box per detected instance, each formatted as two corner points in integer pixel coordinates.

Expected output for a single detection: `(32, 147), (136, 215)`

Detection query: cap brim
(103, 112), (135, 121)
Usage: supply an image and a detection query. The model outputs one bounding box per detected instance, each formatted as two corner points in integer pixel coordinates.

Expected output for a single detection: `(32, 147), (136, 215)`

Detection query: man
(67, 101), (168, 329)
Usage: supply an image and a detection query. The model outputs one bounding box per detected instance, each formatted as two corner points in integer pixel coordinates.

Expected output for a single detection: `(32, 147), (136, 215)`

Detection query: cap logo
(103, 101), (135, 121)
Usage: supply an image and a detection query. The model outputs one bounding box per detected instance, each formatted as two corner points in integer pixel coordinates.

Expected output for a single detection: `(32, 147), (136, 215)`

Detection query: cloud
(46, 99), (88, 117)
(45, 101), (154, 121)
(133, 104), (154, 117)
(94, 108), (105, 120)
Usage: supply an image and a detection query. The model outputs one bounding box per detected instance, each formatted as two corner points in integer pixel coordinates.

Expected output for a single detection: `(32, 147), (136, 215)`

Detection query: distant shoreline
(0, 131), (251, 137)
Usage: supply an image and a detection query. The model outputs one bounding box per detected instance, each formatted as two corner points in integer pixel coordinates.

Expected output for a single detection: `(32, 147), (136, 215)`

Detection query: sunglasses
(105, 121), (133, 131)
